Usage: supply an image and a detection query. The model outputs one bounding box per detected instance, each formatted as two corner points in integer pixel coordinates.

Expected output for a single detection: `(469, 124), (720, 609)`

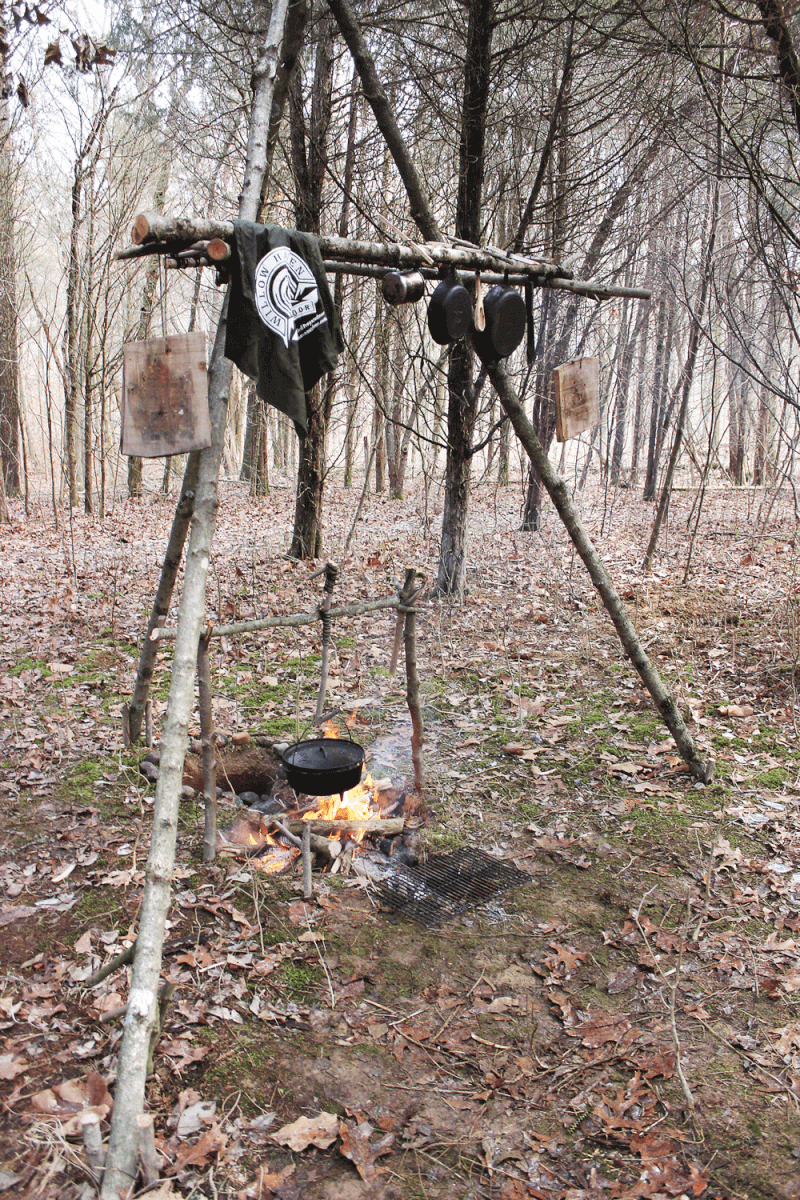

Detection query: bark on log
(302, 821), (313, 899)
(287, 817), (404, 835)
(310, 833), (341, 859)
(99, 3), (293, 1196)
(80, 1112), (105, 1176)
(129, 217), (567, 280)
(488, 361), (713, 784)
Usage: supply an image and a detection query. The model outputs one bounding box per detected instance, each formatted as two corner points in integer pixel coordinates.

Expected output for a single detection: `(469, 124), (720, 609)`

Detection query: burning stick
(286, 817), (404, 836)
(315, 562), (338, 722)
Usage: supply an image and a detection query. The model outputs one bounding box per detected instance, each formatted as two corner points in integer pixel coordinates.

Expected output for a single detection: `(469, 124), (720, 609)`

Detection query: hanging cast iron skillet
(281, 737), (365, 796)
(472, 284), (527, 363)
(427, 277), (472, 345)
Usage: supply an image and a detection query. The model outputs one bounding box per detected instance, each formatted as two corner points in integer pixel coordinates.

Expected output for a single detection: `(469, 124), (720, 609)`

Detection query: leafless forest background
(3, 0), (800, 572)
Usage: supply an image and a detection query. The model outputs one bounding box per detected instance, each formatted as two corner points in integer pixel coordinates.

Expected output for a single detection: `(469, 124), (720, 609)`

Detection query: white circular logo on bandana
(254, 247), (326, 348)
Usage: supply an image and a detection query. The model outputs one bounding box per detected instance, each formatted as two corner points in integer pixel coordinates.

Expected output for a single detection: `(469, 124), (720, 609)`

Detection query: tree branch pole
(122, 218), (651, 303)
(150, 591), (410, 640)
(325, 0), (441, 240)
(487, 362), (713, 785)
(197, 629), (217, 863)
(99, 3), (292, 1195)
(127, 472), (198, 743)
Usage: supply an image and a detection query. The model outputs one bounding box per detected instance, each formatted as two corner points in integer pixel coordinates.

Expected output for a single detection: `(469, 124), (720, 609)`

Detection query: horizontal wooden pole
(122, 213), (650, 299)
(150, 593), (414, 641)
(130, 210), (566, 275)
(322, 261), (651, 301)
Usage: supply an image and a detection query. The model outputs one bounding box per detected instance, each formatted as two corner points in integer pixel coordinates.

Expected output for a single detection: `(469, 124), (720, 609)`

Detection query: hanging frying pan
(427, 277), (472, 344)
(472, 284), (526, 363)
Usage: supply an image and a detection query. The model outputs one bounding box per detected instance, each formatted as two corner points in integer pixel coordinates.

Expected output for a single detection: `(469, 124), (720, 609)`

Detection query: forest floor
(1, 472), (800, 1200)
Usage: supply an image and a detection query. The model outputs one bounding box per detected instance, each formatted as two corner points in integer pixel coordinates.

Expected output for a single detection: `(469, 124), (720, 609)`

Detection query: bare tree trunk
(490, 361), (711, 783)
(0, 125), (20, 499)
(240, 384), (271, 495)
(644, 182), (719, 570)
(287, 11), (334, 557)
(290, 385), (325, 557)
(435, 0), (494, 595)
(100, 7), (291, 1194)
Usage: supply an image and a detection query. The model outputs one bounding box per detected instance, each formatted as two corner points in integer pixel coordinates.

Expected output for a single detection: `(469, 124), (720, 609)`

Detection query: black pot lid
(283, 738), (364, 770)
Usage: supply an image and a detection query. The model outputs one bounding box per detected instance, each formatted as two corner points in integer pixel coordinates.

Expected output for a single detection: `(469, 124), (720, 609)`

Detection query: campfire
(218, 722), (416, 881)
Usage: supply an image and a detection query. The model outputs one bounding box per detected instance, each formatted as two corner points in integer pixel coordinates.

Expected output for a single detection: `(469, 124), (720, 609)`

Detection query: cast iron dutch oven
(427, 277), (472, 345)
(473, 283), (526, 363)
(281, 737), (365, 796)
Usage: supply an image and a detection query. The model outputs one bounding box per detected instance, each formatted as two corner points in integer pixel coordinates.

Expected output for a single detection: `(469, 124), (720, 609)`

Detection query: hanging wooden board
(554, 356), (600, 443)
(121, 332), (211, 458)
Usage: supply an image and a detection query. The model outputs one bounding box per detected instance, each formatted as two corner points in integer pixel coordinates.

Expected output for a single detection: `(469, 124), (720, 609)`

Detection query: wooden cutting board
(121, 332), (211, 458)
(554, 356), (600, 442)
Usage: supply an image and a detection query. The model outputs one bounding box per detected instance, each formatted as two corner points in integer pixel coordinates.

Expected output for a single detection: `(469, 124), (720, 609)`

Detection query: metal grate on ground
(376, 847), (531, 927)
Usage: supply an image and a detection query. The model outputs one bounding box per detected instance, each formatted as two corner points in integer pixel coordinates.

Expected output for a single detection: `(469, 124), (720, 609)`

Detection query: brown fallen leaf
(609, 760), (644, 775)
(170, 1124), (228, 1172)
(719, 703), (754, 718)
(237, 1163), (297, 1199)
(271, 1111), (339, 1151)
(338, 1119), (394, 1183)
(0, 906), (37, 925)
(0, 1053), (27, 1081)
(606, 965), (641, 995)
(29, 1070), (114, 1136)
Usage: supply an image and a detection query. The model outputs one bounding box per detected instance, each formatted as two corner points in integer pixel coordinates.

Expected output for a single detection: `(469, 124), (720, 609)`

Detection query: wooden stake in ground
(99, 3), (293, 1196)
(487, 361), (712, 784)
(400, 568), (425, 794)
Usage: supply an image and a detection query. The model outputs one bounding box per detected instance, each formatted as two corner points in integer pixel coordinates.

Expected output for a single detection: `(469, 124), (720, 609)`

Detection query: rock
(181, 785), (195, 800)
(144, 750), (161, 766)
(232, 732), (251, 746)
(216, 733), (228, 748)
(239, 791), (261, 808)
(273, 742), (289, 755)
(247, 796), (285, 815)
(139, 760), (159, 783)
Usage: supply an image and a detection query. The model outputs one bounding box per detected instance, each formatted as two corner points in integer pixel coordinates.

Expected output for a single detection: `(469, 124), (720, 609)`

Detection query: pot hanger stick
(315, 563), (338, 722)
(302, 821), (313, 900)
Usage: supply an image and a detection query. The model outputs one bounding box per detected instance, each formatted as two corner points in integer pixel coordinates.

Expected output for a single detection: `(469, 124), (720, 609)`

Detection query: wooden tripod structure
(99, 0), (711, 1194)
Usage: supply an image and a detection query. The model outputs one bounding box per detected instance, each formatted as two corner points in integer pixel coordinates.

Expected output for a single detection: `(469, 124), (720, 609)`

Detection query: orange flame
(301, 773), (378, 842)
